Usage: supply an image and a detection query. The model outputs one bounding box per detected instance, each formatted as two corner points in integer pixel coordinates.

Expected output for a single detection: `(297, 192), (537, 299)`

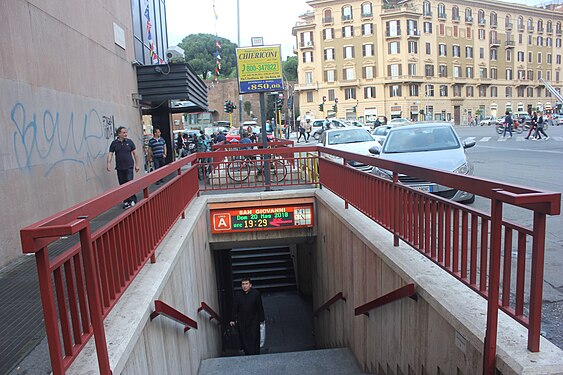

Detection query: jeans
(116, 168), (137, 204)
(153, 156), (165, 183)
(503, 124), (512, 137)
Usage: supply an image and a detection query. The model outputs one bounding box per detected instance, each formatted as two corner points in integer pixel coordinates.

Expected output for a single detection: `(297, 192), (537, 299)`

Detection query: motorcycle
(496, 119), (523, 134)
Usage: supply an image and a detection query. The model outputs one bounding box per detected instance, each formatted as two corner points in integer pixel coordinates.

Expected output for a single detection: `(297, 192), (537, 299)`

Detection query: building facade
(293, 0), (563, 124)
(0, 0), (167, 269)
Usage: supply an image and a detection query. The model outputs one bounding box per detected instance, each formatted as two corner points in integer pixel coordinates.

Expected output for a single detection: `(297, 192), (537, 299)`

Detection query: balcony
(322, 16), (334, 25)
(515, 79), (529, 87)
(557, 28), (562, 36)
(478, 18), (486, 26)
(452, 15), (460, 22)
(505, 40), (515, 48)
(438, 13), (447, 20)
(452, 77), (467, 85)
(477, 77), (492, 85)
(361, 12), (373, 19)
(338, 79), (360, 87)
(490, 39), (501, 47)
(294, 82), (319, 91)
(518, 24), (525, 32)
(342, 14), (353, 22)
(423, 10), (432, 18)
(383, 75), (423, 83)
(528, 25), (535, 32)
(506, 22), (513, 30)
(490, 22), (497, 29)
(385, 31), (402, 38)
(300, 41), (314, 49)
(465, 16), (473, 24)
(407, 30), (421, 38)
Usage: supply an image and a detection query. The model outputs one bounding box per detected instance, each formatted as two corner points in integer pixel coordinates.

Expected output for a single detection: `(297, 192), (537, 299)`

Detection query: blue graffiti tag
(10, 102), (112, 184)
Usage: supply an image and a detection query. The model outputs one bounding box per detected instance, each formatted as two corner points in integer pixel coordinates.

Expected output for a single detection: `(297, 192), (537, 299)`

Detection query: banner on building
(236, 45), (284, 94)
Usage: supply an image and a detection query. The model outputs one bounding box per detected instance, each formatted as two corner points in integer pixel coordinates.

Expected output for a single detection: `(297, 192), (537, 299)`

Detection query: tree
(177, 34), (238, 80)
(244, 101), (252, 116)
(282, 56), (298, 81)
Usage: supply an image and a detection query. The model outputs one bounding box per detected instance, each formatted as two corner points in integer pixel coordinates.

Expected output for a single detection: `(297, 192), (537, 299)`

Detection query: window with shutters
(386, 20), (401, 36)
(453, 66), (461, 78)
(491, 86), (498, 97)
(363, 66), (375, 79)
(425, 84), (434, 96)
(490, 48), (497, 61)
(345, 88), (356, 100)
(324, 48), (335, 61)
(325, 69), (336, 82)
(439, 44), (447, 56)
(517, 51), (524, 62)
(342, 5), (353, 20)
(557, 54), (561, 64)
(439, 85), (448, 97)
(506, 68), (512, 80)
(362, 23), (373, 35)
(362, 2), (373, 17)
(342, 25), (354, 37)
(423, 22), (432, 34)
(408, 63), (417, 75)
(505, 87), (512, 97)
(364, 86), (376, 98)
(479, 86), (487, 97)
(408, 41), (418, 54)
(303, 52), (313, 63)
(527, 87), (533, 97)
(425, 64), (434, 77)
(452, 45), (460, 57)
(490, 68), (497, 79)
(363, 44), (374, 57)
(323, 28), (334, 40)
(388, 41), (400, 54)
(388, 64), (402, 77)
(439, 65), (447, 78)
(466, 86), (474, 97)
(466, 46), (473, 58)
(305, 71), (313, 84)
(344, 46), (354, 59)
(390, 85), (402, 97)
(479, 67), (487, 78)
(328, 89), (335, 101)
(466, 66), (473, 78)
(409, 84), (419, 96)
(344, 67), (356, 80)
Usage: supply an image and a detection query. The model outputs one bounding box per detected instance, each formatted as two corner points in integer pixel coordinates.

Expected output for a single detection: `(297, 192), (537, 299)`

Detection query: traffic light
(223, 100), (236, 113)
(332, 104), (337, 112)
(229, 101), (236, 112)
(224, 100), (229, 113)
(319, 103), (324, 111)
(352, 105), (357, 113)
(276, 96), (283, 108)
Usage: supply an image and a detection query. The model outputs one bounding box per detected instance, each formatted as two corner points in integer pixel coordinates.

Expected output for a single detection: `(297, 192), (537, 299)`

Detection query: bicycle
(226, 155), (288, 183)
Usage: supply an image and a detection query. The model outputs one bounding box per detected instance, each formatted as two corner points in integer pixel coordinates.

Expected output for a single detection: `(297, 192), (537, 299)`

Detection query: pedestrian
(373, 117), (381, 129)
(525, 111), (538, 139)
(502, 111), (513, 138)
(230, 277), (265, 355)
(297, 121), (306, 143)
(533, 111), (549, 140)
(148, 127), (167, 184)
(176, 132), (184, 157)
(215, 130), (226, 143)
(383, 116), (388, 125)
(304, 118), (312, 142)
(106, 126), (139, 209)
(323, 116), (331, 130)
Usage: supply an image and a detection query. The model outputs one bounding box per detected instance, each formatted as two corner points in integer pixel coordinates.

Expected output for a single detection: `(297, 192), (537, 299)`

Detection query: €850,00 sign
(236, 45), (284, 94)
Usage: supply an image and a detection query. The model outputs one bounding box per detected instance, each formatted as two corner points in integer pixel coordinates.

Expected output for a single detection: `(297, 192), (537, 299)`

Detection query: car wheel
(313, 132), (320, 140)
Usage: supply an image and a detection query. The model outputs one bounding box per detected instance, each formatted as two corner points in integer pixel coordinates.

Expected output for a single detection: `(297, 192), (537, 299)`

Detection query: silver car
(319, 127), (380, 172)
(369, 123), (476, 203)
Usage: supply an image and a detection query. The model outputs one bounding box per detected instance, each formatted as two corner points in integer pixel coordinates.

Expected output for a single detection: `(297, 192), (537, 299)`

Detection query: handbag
(224, 325), (241, 350)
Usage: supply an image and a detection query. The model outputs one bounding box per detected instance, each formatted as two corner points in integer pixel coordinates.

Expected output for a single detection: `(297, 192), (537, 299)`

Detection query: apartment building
(292, 0), (563, 124)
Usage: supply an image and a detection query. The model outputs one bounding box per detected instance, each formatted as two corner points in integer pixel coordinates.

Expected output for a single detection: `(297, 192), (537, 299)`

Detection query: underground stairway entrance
(213, 245), (316, 355)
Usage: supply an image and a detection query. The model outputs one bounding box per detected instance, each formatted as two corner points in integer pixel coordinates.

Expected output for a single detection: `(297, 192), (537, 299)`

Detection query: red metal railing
(20, 144), (560, 375)
(354, 284), (416, 317)
(197, 302), (221, 323)
(20, 154), (201, 375)
(313, 292), (347, 317)
(150, 300), (198, 333)
(316, 146), (559, 374)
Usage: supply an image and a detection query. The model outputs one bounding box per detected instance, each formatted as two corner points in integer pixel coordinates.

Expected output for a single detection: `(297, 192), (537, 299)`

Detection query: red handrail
(354, 284), (416, 317)
(150, 300), (198, 333)
(197, 302), (221, 323)
(313, 292), (346, 317)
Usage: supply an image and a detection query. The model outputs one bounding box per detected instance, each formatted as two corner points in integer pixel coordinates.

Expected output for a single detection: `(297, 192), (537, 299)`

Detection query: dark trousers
(153, 156), (165, 182)
(116, 168), (137, 204)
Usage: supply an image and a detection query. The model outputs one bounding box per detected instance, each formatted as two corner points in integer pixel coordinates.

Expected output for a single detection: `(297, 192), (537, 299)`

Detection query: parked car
(371, 125), (395, 144)
(369, 123), (476, 203)
(479, 116), (497, 126)
(348, 120), (372, 131)
(388, 118), (412, 126)
(225, 126), (273, 143)
(318, 127), (380, 172)
(312, 118), (349, 140)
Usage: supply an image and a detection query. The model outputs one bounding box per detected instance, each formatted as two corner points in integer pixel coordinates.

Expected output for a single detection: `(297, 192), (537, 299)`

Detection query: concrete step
(198, 348), (368, 375)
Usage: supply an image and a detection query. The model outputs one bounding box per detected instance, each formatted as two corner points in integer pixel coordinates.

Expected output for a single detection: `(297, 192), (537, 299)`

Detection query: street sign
(236, 45), (284, 94)
(209, 199), (314, 234)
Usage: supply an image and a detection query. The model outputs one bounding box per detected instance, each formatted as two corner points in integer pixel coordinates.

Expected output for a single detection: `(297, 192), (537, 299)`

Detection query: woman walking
(525, 111), (537, 140)
(532, 111), (549, 140)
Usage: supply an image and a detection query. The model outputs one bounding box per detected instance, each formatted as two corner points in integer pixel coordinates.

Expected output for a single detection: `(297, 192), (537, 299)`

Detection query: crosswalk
(465, 136), (563, 142)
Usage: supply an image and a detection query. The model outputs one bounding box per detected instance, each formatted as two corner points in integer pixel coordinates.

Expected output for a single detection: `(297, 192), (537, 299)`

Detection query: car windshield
(383, 126), (460, 153)
(327, 129), (374, 145)
(373, 126), (391, 136)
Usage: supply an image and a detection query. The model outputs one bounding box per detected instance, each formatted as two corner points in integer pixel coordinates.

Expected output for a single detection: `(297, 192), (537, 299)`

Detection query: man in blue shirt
(148, 127), (167, 184)
(107, 126), (139, 209)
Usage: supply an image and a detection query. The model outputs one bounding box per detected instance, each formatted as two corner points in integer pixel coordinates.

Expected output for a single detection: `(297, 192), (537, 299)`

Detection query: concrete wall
(0, 0), (142, 268)
(67, 197), (221, 374)
(312, 189), (563, 375)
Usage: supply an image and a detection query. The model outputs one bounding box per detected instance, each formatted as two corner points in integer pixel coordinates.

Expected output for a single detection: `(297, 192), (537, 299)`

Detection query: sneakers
(545, 136), (550, 140)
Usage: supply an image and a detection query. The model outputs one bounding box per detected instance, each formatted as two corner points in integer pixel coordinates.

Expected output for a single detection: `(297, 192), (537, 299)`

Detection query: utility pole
(237, 0), (243, 127)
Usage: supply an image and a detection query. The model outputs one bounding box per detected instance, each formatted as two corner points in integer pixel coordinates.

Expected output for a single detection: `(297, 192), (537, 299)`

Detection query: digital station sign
(210, 199), (314, 234)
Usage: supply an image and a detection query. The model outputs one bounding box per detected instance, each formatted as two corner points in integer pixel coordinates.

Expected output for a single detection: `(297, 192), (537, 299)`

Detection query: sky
(165, 0), (548, 60)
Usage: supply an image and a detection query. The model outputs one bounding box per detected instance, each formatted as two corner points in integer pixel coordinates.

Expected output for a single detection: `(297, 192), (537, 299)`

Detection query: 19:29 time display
(243, 218), (268, 228)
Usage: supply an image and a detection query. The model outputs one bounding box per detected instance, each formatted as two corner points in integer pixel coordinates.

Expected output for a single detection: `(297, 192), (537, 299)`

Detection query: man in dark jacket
(230, 277), (265, 355)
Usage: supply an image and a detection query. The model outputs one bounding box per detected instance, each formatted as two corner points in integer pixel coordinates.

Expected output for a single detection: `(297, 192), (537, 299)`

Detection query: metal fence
(19, 144), (560, 374)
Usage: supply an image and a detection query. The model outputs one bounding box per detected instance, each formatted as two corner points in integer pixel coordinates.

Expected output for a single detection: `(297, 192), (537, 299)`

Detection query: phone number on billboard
(241, 63), (278, 73)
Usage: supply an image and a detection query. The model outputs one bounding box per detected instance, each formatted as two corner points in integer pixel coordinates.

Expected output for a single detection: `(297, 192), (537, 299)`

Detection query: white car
(371, 125), (394, 144)
(369, 123), (476, 203)
(479, 116), (497, 126)
(388, 118), (412, 125)
(318, 127), (379, 172)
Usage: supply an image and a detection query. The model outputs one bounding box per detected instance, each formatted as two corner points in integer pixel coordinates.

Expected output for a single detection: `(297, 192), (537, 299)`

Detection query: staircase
(198, 348), (369, 375)
(231, 247), (297, 292)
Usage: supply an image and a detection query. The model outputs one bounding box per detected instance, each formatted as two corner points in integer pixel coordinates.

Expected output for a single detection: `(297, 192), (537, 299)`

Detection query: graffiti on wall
(10, 102), (114, 185)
